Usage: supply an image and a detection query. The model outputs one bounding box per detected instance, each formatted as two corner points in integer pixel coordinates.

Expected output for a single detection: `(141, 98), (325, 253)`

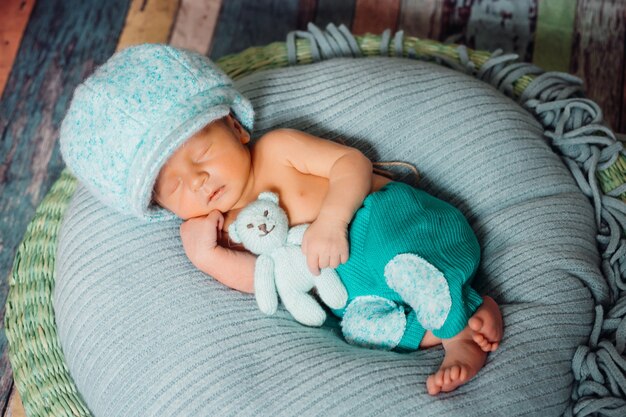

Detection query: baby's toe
(471, 319), (502, 349)
(472, 332), (486, 346)
(440, 365), (471, 392)
(450, 365), (460, 381)
(435, 369), (445, 386)
(474, 335), (493, 352)
(444, 365), (462, 386)
(468, 316), (483, 332)
(426, 374), (442, 395)
(457, 366), (469, 383)
(481, 326), (497, 342)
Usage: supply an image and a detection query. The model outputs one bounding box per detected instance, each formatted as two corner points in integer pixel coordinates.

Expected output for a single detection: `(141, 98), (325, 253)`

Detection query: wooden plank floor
(2, 0), (625, 415)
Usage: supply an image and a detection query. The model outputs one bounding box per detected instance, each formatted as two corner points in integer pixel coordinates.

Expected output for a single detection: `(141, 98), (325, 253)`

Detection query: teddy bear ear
(257, 191), (279, 205)
(228, 222), (242, 243)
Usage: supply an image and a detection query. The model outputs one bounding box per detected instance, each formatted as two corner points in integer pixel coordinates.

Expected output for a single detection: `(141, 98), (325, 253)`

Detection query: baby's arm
(180, 210), (255, 293)
(259, 129), (373, 274)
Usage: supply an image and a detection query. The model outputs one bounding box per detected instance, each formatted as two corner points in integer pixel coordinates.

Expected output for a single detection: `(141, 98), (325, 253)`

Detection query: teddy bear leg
(314, 268), (348, 310)
(341, 296), (406, 350)
(279, 286), (327, 327)
(384, 253), (452, 331)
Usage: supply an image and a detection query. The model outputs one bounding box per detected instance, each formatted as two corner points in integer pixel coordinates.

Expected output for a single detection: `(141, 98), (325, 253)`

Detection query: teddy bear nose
(257, 223), (275, 235)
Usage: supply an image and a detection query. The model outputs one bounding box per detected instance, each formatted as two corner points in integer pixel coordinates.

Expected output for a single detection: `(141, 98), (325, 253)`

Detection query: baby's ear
(226, 113), (250, 144)
(258, 192), (279, 205)
(228, 222), (242, 243)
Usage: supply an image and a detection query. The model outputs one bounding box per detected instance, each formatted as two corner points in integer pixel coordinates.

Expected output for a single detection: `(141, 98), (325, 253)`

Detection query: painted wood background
(1, 0), (624, 414)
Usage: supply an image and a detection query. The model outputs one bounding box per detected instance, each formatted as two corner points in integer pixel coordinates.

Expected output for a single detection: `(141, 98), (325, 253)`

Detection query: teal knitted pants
(333, 181), (483, 352)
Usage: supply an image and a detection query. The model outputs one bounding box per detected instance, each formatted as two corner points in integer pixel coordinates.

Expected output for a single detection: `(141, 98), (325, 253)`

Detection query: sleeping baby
(60, 44), (503, 396)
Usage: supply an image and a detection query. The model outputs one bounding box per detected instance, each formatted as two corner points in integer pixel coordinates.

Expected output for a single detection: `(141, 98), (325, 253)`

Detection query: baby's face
(153, 115), (252, 219)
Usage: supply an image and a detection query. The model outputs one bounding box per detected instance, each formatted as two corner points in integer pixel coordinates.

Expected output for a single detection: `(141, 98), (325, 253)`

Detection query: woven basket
(6, 33), (625, 417)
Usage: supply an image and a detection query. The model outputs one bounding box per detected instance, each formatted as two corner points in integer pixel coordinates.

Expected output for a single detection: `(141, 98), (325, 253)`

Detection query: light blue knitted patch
(340, 295), (406, 350)
(384, 253), (451, 330)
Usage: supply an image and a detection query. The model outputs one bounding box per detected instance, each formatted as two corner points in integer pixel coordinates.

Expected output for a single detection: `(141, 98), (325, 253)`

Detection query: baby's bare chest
(223, 165), (391, 233)
(273, 165), (395, 221)
(223, 166), (329, 232)
(273, 166), (331, 225)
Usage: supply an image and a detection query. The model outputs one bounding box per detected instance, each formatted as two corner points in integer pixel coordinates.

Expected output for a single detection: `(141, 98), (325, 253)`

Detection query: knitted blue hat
(60, 44), (254, 221)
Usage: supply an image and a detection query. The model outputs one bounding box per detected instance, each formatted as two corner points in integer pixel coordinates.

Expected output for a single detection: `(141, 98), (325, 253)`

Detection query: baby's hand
(180, 210), (224, 263)
(301, 215), (349, 276)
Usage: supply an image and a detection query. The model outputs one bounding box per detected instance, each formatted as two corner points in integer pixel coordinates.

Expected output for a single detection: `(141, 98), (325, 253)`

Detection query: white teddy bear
(228, 192), (348, 327)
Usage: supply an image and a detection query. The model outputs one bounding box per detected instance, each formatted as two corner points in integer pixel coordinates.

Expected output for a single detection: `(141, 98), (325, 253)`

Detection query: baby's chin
(151, 201), (206, 220)
(155, 188), (238, 220)
(178, 202), (230, 220)
(179, 207), (214, 220)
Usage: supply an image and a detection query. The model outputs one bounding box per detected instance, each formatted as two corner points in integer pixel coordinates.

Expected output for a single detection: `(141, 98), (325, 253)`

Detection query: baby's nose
(190, 172), (208, 192)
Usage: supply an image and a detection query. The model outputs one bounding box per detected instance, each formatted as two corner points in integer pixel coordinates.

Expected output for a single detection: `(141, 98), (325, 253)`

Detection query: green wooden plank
(533, 0), (576, 72)
(0, 0), (132, 411)
(210, 0), (301, 59)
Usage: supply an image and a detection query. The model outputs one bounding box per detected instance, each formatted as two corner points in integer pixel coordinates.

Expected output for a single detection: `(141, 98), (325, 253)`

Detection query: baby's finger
(340, 251), (349, 264)
(340, 239), (350, 263)
(307, 254), (320, 276)
(318, 254), (330, 270)
(329, 253), (341, 269)
(206, 210), (223, 225)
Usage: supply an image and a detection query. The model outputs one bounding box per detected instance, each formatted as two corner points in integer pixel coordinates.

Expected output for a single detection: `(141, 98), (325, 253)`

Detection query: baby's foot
(468, 296), (503, 352)
(426, 333), (487, 395)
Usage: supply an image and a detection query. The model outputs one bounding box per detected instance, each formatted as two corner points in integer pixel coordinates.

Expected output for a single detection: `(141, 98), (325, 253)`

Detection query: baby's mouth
(209, 186), (224, 202)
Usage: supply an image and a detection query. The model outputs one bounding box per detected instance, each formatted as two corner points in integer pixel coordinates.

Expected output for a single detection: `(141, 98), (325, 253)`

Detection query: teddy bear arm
(287, 224), (309, 246)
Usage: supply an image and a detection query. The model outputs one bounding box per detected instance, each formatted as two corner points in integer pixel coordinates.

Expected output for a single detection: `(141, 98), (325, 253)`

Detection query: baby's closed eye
(195, 145), (212, 162)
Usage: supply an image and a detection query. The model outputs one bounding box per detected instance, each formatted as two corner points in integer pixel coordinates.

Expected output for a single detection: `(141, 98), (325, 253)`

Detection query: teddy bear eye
(263, 210), (268, 217)
(247, 224), (254, 229)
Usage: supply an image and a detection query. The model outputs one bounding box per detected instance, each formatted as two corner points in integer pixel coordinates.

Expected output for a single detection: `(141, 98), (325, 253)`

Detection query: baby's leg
(426, 296), (502, 395)
(419, 331), (441, 348)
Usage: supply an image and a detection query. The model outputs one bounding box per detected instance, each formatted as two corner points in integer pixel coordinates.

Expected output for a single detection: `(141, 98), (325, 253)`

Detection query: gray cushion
(54, 57), (600, 416)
